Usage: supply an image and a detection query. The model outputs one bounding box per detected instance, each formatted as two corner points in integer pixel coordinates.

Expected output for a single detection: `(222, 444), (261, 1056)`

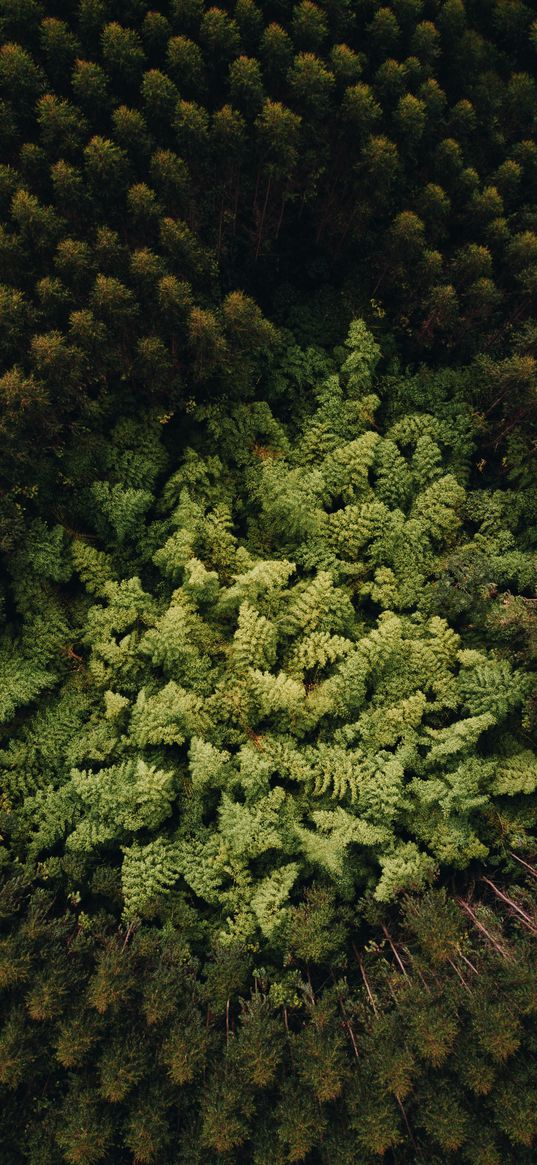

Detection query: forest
(0, 1), (536, 1162)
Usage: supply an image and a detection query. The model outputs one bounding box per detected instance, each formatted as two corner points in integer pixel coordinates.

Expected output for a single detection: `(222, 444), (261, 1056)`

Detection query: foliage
(2, 323), (535, 950)
(1, 0), (537, 545)
(1, 3), (537, 1159)
(1, 874), (537, 1164)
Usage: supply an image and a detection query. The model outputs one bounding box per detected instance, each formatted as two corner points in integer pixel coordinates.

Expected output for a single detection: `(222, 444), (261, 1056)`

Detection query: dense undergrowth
(0, 1), (536, 1163)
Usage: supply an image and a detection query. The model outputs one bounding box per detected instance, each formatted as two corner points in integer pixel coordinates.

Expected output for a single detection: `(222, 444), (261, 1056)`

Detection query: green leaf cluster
(2, 323), (535, 951)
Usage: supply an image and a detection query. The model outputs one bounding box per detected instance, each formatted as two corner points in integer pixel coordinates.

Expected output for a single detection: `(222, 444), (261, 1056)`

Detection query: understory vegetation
(0, 1), (536, 1162)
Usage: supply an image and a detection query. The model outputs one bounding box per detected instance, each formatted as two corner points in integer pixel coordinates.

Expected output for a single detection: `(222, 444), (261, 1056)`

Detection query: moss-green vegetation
(0, 2), (536, 1162)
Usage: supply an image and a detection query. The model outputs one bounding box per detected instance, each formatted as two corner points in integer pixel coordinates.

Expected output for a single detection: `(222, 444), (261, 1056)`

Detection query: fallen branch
(456, 898), (511, 960)
(480, 877), (537, 935)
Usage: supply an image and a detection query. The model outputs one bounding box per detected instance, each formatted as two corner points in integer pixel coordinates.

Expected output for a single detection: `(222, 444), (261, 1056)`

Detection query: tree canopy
(0, 3), (536, 1163)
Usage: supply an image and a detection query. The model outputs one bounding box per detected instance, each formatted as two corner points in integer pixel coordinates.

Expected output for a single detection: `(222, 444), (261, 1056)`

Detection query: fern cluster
(2, 321), (535, 952)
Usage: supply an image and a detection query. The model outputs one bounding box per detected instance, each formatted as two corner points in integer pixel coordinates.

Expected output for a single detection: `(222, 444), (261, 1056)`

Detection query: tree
(340, 81), (381, 141)
(393, 92), (427, 148)
(288, 52), (335, 119)
(329, 42), (363, 87)
(199, 6), (241, 68)
(71, 58), (111, 121)
(253, 99), (302, 255)
(50, 157), (87, 220)
(127, 183), (162, 236)
(157, 273), (193, 327)
(410, 19), (441, 67)
(141, 9), (172, 62)
(39, 17), (81, 88)
(10, 188), (63, 252)
(368, 6), (401, 58)
(255, 99), (302, 177)
(259, 22), (293, 86)
(36, 94), (88, 158)
(290, 1), (328, 52)
(100, 21), (146, 89)
(229, 54), (265, 115)
(83, 137), (130, 215)
(141, 69), (179, 130)
(173, 99), (210, 166)
(89, 273), (138, 333)
(166, 34), (206, 96)
(149, 149), (191, 214)
(0, 42), (45, 118)
(416, 182), (450, 241)
(188, 305), (228, 378)
(235, 0), (264, 54)
(112, 105), (152, 161)
(160, 216), (215, 286)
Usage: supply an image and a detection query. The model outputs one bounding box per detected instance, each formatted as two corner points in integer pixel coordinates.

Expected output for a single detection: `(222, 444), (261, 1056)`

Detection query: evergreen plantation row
(2, 881), (537, 1164)
(0, 1), (536, 1163)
